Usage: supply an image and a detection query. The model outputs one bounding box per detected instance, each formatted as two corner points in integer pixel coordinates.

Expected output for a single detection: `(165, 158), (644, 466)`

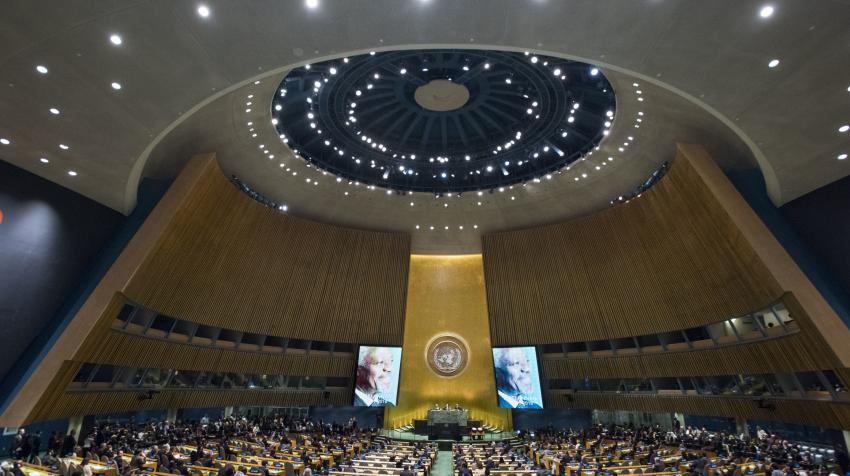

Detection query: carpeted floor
(432, 450), (454, 476)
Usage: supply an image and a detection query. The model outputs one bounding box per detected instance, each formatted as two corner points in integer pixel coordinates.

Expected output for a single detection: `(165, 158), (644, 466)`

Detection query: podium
(412, 409), (480, 440)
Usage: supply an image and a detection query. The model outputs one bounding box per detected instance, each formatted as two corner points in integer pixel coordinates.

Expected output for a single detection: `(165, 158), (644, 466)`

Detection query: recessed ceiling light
(49, 107), (60, 115)
(36, 65), (48, 74)
(40, 157), (49, 163)
(197, 4), (210, 17)
(109, 34), (123, 46)
(839, 125), (849, 133)
(67, 170), (77, 176)
(305, 0), (319, 8)
(590, 68), (599, 76)
(838, 153), (847, 160)
(59, 144), (69, 150)
(768, 59), (780, 68)
(0, 138), (10, 145)
(111, 82), (122, 90)
(759, 5), (774, 18)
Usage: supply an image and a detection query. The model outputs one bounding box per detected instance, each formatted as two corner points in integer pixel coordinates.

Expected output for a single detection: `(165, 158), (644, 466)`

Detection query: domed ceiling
(1, 1), (848, 253)
(272, 49), (615, 193)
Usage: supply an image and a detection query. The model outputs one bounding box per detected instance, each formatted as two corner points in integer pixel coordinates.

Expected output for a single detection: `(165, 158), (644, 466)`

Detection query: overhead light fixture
(59, 144), (69, 150)
(67, 170), (77, 176)
(839, 124), (849, 133)
(49, 108), (60, 115)
(0, 138), (10, 145)
(111, 81), (122, 90)
(838, 153), (847, 160)
(306, 0), (319, 8)
(759, 5), (774, 18)
(768, 59), (780, 68)
(590, 68), (599, 76)
(109, 34), (123, 45)
(40, 157), (49, 163)
(197, 4), (210, 17)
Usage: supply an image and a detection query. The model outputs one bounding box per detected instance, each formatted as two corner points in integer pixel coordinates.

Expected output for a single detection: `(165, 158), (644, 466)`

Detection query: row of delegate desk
(10, 436), (433, 476)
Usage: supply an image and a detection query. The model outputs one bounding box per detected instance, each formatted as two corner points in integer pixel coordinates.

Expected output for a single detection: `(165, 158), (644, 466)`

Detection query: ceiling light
(49, 108), (60, 115)
(839, 125), (849, 133)
(0, 138), (10, 145)
(400, 68), (407, 74)
(553, 68), (562, 76)
(590, 68), (599, 76)
(36, 65), (48, 74)
(40, 157), (49, 163)
(306, 0), (319, 8)
(530, 56), (538, 63)
(197, 4), (210, 17)
(759, 5), (774, 18)
(838, 153), (847, 160)
(768, 59), (780, 68)
(67, 170), (77, 176)
(59, 144), (69, 150)
(109, 34), (123, 45)
(329, 67), (337, 75)
(484, 63), (490, 69)
(111, 82), (122, 90)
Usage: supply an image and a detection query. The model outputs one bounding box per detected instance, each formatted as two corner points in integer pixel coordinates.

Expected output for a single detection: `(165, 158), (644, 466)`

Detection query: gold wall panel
(384, 255), (511, 430)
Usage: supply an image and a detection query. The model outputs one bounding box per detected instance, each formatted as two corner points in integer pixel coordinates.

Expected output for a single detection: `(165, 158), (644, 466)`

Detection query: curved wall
(122, 161), (410, 344)
(483, 146), (782, 346)
(483, 144), (850, 429)
(7, 154), (411, 424)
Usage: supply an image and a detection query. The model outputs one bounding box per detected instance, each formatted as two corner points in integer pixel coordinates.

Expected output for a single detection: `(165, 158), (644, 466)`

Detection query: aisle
(432, 450), (454, 476)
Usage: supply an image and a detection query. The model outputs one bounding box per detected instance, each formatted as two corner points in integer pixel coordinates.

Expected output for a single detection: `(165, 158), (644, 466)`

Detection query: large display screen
(353, 346), (402, 407)
(492, 346), (544, 409)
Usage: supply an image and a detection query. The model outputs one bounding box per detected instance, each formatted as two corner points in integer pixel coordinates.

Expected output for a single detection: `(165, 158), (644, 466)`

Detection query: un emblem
(425, 334), (470, 378)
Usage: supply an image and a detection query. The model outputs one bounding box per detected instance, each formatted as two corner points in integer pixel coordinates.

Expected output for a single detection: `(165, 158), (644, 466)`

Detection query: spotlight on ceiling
(759, 5), (775, 18)
(768, 58), (780, 68)
(306, 0), (319, 8)
(109, 34), (123, 46)
(36, 65), (48, 74)
(196, 4), (210, 17)
(111, 81), (122, 90)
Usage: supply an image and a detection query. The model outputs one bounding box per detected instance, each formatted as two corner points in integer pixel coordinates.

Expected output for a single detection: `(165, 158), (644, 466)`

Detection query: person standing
(28, 431), (42, 463)
(61, 430), (77, 457)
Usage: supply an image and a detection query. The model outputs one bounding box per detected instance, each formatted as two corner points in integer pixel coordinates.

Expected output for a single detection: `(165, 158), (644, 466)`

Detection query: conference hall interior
(1, 2), (850, 476)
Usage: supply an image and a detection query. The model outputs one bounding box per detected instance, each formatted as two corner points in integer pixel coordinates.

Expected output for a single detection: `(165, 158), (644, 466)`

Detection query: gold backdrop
(384, 254), (512, 429)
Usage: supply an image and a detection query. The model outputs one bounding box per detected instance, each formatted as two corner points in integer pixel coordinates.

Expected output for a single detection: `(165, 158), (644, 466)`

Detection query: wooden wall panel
(30, 389), (351, 423)
(123, 161), (409, 345)
(483, 151), (782, 345)
(81, 331), (354, 377)
(542, 293), (845, 379)
(549, 393), (850, 430)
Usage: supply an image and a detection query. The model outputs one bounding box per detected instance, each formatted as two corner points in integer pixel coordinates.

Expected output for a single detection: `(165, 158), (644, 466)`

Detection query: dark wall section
(728, 169), (850, 328)
(511, 409), (592, 431)
(0, 165), (169, 415)
(0, 161), (121, 384)
(781, 174), (850, 307)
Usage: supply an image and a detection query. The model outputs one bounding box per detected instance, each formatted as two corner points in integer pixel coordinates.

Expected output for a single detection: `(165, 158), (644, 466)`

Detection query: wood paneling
(31, 389), (350, 423)
(123, 160), (409, 344)
(483, 149), (782, 345)
(550, 393), (850, 430)
(543, 293), (846, 379)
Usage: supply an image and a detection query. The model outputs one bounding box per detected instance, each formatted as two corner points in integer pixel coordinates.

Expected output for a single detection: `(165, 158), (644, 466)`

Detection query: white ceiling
(1, 0), (848, 253)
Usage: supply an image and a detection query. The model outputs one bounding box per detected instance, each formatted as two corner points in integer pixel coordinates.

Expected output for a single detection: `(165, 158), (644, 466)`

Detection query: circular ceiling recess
(272, 49), (616, 193)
